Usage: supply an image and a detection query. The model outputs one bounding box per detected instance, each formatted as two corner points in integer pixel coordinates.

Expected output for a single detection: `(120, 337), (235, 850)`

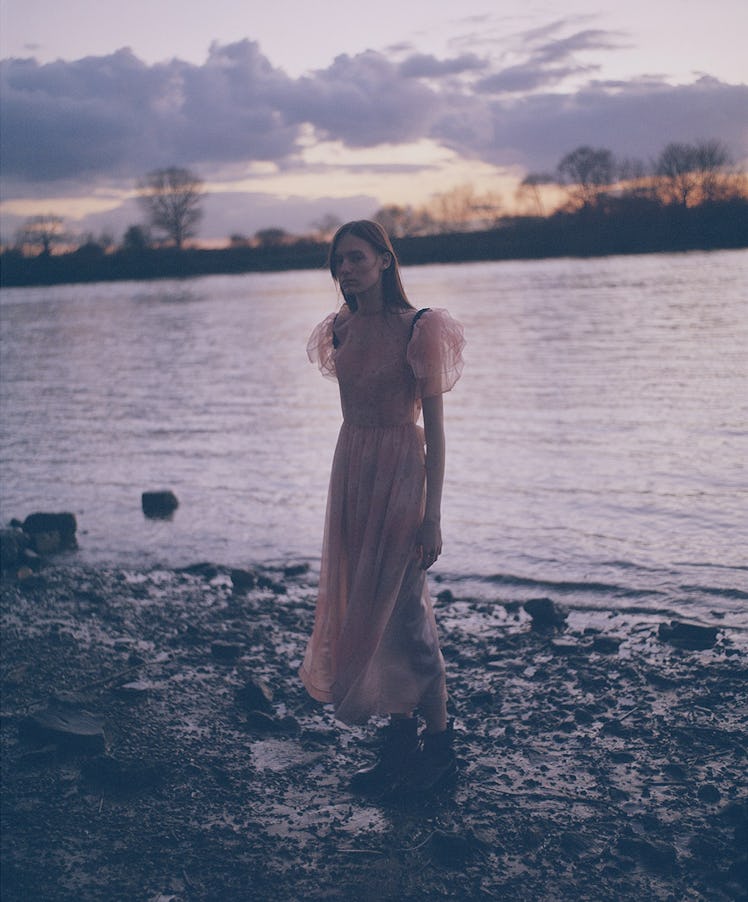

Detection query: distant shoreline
(2, 202), (747, 289)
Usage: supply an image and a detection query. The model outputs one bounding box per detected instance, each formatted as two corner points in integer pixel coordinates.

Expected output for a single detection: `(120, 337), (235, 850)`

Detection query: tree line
(2, 138), (746, 287)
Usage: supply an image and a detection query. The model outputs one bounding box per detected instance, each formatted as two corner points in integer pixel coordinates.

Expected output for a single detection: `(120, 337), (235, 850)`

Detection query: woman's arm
(417, 393), (445, 569)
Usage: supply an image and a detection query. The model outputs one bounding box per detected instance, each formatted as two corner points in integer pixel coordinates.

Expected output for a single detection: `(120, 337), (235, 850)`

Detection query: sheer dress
(300, 306), (465, 724)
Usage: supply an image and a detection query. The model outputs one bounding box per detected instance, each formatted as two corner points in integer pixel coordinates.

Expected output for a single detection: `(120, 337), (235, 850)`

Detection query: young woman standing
(300, 220), (465, 795)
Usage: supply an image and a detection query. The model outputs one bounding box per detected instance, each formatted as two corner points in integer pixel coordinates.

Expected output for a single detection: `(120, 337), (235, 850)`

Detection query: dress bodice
(307, 305), (465, 427)
(334, 310), (420, 427)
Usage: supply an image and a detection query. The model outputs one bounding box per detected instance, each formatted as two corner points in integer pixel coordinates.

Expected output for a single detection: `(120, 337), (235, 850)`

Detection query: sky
(1, 0), (747, 243)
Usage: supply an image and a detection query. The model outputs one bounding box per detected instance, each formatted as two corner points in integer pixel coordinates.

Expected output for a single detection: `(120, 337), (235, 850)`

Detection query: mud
(1, 564), (746, 901)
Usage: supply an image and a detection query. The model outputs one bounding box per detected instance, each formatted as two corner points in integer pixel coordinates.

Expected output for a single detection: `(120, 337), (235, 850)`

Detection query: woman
(300, 220), (465, 795)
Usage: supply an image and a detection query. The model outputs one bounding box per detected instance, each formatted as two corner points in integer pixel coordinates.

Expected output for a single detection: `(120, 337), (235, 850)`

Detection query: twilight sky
(1, 0), (747, 242)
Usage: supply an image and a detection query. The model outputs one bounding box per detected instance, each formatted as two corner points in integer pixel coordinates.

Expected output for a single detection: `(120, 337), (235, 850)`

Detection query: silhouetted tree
(137, 167), (204, 249)
(121, 224), (151, 254)
(254, 227), (289, 247)
(77, 230), (115, 253)
(429, 184), (503, 232)
(615, 157), (652, 200)
(657, 141), (746, 208)
(15, 214), (66, 256)
(373, 204), (435, 238)
(695, 140), (732, 202)
(516, 173), (556, 216)
(655, 143), (700, 207)
(654, 141), (734, 207)
(557, 146), (616, 209)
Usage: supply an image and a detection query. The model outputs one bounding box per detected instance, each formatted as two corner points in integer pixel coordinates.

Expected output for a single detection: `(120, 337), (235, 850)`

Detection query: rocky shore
(1, 559), (746, 901)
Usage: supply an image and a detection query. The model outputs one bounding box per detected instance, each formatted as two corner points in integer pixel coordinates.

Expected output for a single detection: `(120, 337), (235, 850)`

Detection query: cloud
(533, 28), (627, 64)
(285, 51), (439, 147)
(476, 62), (598, 94)
(471, 77), (748, 171)
(475, 27), (624, 95)
(0, 42), (301, 185)
(1, 34), (746, 214)
(399, 52), (487, 79)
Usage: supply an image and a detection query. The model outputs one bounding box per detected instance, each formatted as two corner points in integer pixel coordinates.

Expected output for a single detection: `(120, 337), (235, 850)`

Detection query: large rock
(524, 597), (568, 631)
(141, 490), (179, 518)
(22, 512), (77, 554)
(658, 620), (719, 650)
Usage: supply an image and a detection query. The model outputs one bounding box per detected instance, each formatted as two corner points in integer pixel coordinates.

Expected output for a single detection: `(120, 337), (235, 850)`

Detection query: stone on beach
(112, 680), (158, 699)
(593, 635), (622, 654)
(141, 490), (179, 518)
(21, 512), (78, 554)
(230, 568), (257, 591)
(20, 703), (106, 754)
(523, 597), (568, 631)
(658, 620), (720, 650)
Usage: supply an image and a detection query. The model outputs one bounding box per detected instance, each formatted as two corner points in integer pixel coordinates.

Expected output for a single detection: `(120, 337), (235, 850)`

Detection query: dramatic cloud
(473, 77), (748, 171)
(1, 21), (746, 234)
(0, 42), (301, 184)
(283, 51), (440, 148)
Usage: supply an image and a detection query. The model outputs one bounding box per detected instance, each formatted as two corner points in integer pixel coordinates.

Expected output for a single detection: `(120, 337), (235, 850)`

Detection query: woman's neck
(354, 284), (385, 316)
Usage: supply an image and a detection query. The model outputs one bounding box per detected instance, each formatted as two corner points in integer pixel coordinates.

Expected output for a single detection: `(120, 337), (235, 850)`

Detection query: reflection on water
(1, 252), (747, 628)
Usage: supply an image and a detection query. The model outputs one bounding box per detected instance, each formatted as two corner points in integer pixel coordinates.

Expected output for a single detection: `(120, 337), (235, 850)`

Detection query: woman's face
(332, 233), (388, 297)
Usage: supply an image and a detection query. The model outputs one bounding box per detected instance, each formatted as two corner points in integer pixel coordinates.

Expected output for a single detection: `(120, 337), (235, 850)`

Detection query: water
(2, 251), (747, 631)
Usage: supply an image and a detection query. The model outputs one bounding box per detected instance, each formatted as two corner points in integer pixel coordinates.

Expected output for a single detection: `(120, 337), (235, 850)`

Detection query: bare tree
(516, 173), (556, 216)
(137, 167), (204, 249)
(373, 204), (435, 238)
(656, 140), (739, 206)
(429, 184), (503, 232)
(694, 140), (732, 202)
(557, 146), (616, 209)
(655, 143), (700, 207)
(14, 214), (66, 256)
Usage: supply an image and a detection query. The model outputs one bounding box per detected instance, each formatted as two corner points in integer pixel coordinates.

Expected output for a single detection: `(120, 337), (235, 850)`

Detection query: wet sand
(1, 563), (746, 901)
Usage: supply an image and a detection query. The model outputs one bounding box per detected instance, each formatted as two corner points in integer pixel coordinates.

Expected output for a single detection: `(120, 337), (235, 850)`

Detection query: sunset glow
(1, 0), (746, 243)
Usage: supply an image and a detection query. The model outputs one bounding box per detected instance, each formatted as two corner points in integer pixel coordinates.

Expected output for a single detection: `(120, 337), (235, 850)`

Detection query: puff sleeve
(407, 308), (465, 399)
(307, 311), (338, 380)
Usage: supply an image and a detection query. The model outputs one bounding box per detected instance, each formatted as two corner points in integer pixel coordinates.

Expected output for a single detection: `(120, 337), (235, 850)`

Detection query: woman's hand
(416, 518), (442, 570)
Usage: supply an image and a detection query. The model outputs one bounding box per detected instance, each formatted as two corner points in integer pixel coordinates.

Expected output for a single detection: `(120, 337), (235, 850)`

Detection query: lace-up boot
(407, 719), (457, 793)
(350, 717), (420, 795)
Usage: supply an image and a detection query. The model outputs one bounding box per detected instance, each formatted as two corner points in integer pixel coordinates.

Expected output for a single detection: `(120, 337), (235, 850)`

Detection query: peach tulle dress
(299, 306), (465, 724)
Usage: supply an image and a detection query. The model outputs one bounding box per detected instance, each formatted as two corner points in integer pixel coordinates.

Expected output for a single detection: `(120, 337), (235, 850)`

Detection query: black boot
(406, 720), (457, 793)
(350, 717), (419, 795)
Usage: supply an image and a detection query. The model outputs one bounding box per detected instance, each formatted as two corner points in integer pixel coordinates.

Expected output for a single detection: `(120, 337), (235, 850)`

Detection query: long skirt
(299, 420), (447, 724)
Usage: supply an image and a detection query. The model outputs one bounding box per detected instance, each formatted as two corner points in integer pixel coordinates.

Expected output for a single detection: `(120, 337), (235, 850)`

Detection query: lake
(2, 250), (747, 631)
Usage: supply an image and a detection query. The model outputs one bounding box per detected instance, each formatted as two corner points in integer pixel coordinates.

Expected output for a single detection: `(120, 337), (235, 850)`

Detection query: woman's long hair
(328, 220), (412, 312)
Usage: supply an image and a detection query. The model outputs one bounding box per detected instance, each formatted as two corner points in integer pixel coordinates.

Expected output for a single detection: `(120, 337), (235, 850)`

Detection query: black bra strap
(333, 307), (429, 348)
(409, 307), (430, 340)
